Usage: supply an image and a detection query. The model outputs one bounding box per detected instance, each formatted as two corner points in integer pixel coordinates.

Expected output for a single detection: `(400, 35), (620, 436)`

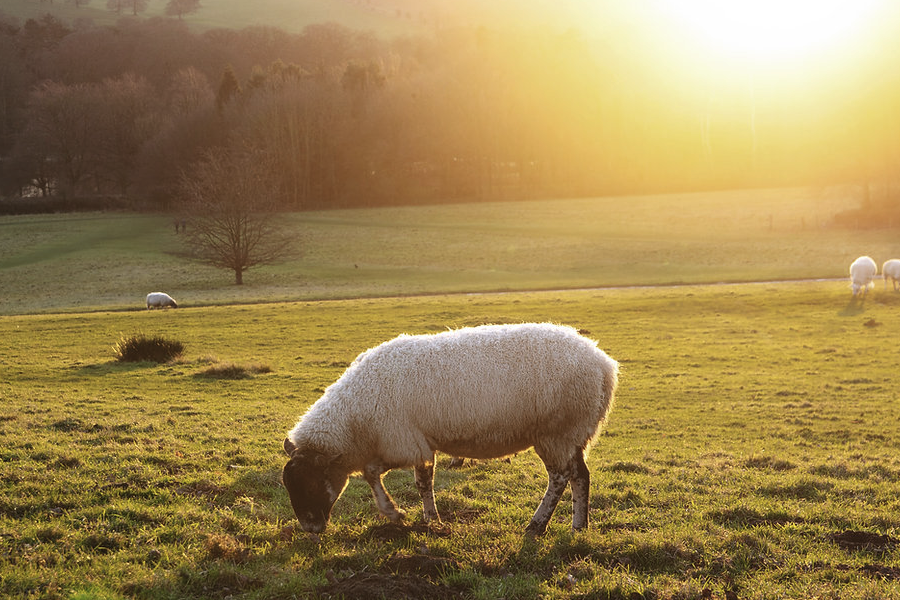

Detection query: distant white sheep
(282, 323), (618, 536)
(883, 259), (900, 292)
(146, 292), (178, 309)
(849, 256), (877, 297)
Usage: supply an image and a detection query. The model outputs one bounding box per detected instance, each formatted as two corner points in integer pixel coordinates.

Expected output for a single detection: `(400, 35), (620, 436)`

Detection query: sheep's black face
(282, 453), (347, 534)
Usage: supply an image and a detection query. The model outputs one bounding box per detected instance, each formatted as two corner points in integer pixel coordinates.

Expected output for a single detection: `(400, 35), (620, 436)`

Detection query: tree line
(1, 11), (899, 214)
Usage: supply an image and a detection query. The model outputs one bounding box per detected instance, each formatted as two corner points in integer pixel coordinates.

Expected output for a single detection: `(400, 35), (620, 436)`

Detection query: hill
(1, 187), (895, 315)
(1, 0), (626, 37)
(1, 0), (420, 36)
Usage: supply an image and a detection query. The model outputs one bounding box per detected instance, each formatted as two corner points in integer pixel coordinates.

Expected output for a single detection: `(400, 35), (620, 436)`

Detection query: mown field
(2, 280), (900, 600)
(1, 186), (896, 316)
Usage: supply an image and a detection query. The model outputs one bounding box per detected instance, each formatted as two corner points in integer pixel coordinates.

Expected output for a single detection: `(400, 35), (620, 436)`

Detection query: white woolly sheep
(883, 259), (900, 292)
(282, 323), (618, 536)
(849, 256), (877, 297)
(146, 292), (178, 309)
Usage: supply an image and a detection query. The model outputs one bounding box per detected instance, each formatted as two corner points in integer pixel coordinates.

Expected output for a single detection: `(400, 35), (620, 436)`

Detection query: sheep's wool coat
(883, 259), (900, 283)
(288, 323), (618, 472)
(146, 292), (177, 308)
(850, 256), (877, 293)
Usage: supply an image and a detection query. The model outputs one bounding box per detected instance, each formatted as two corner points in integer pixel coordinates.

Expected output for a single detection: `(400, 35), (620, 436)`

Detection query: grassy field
(1, 186), (897, 316)
(2, 188), (900, 598)
(2, 280), (900, 599)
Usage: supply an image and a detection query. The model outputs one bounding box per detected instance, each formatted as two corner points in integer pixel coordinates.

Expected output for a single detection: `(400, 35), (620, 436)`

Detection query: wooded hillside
(1, 6), (898, 215)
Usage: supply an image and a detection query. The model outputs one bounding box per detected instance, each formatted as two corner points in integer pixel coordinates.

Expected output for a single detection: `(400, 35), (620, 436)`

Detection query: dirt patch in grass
(204, 534), (251, 563)
(384, 554), (461, 578)
(175, 480), (230, 500)
(805, 561), (900, 581)
(316, 572), (464, 600)
(362, 522), (451, 542)
(828, 530), (898, 552)
(743, 456), (797, 471)
(707, 506), (804, 527)
(861, 564), (900, 580)
(441, 507), (486, 524)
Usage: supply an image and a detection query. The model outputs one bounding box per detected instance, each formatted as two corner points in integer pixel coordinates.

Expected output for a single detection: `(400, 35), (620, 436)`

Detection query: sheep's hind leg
(363, 462), (405, 523)
(527, 449), (589, 536)
(526, 470), (569, 536)
(415, 459), (441, 523)
(569, 451), (591, 531)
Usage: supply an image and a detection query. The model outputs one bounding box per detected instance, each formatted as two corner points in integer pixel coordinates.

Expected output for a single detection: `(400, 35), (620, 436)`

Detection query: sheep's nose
(300, 519), (326, 534)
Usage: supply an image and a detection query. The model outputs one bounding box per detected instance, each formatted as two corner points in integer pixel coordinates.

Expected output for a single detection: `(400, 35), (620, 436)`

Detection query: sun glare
(654, 0), (887, 65)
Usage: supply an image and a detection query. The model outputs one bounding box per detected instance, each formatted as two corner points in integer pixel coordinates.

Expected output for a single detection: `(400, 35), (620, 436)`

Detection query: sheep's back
(330, 324), (617, 462)
(883, 259), (900, 278)
(850, 256), (877, 281)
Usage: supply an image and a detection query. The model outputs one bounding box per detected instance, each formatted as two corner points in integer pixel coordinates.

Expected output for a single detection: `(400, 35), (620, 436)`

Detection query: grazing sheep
(883, 259), (900, 291)
(849, 256), (877, 297)
(146, 292), (178, 309)
(282, 323), (618, 536)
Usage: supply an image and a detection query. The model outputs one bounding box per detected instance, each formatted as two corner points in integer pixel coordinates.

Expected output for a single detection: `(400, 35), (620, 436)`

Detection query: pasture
(1, 186), (897, 316)
(2, 281), (900, 599)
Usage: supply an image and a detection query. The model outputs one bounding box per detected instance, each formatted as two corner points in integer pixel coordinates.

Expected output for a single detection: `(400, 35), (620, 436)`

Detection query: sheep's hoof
(387, 509), (407, 523)
(524, 520), (547, 537)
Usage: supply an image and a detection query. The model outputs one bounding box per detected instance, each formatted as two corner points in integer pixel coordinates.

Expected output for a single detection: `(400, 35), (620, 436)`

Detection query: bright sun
(654, 0), (887, 66)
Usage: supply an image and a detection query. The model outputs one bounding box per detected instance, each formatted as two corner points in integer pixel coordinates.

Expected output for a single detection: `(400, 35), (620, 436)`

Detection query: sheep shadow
(839, 298), (867, 316)
(73, 360), (162, 376)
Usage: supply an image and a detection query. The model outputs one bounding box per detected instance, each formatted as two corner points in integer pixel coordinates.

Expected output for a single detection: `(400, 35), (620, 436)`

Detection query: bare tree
(107, 0), (148, 16)
(179, 146), (296, 285)
(20, 80), (102, 196)
(165, 0), (201, 19)
(94, 74), (159, 194)
(167, 67), (213, 115)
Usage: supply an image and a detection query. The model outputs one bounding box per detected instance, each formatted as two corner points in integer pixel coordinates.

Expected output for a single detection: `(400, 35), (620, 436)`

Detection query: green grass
(2, 281), (900, 599)
(0, 187), (895, 315)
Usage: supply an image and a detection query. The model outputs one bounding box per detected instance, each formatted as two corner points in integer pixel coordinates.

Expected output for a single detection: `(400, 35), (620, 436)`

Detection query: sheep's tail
(583, 359), (619, 452)
(597, 357), (619, 428)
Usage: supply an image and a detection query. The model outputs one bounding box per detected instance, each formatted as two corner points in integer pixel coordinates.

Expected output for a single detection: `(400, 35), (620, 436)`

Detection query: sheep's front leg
(363, 462), (405, 523)
(414, 459), (441, 523)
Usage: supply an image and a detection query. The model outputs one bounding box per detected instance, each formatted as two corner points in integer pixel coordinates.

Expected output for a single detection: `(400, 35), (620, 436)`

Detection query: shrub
(114, 333), (184, 363)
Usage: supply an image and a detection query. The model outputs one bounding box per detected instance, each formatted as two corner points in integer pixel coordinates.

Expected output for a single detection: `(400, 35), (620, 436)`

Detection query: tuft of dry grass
(113, 333), (184, 363)
(194, 361), (272, 379)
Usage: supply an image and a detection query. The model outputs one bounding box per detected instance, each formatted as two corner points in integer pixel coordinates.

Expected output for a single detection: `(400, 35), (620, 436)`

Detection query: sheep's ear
(283, 438), (298, 457)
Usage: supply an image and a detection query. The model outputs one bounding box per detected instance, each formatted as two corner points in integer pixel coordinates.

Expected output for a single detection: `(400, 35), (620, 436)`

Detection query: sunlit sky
(558, 0), (896, 79)
(650, 0), (888, 66)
